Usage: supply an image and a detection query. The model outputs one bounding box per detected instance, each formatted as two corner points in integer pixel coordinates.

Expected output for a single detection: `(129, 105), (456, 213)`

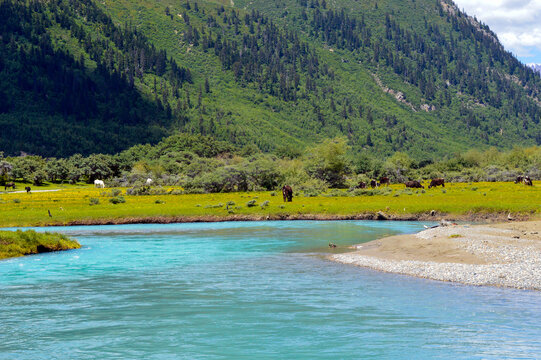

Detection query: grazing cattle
(370, 179), (378, 188)
(328, 243), (337, 248)
(146, 178), (153, 186)
(428, 178), (445, 188)
(94, 179), (105, 188)
(405, 180), (424, 189)
(4, 182), (15, 190)
(379, 177), (390, 186)
(357, 181), (366, 189)
(282, 185), (293, 202)
(515, 175), (533, 186)
(25, 186), (31, 194)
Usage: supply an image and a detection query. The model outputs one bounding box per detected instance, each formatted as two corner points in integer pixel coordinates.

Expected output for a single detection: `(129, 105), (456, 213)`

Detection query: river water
(1, 221), (540, 359)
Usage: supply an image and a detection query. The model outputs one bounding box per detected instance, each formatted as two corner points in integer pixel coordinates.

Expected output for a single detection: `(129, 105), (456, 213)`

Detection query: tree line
(2, 135), (540, 194)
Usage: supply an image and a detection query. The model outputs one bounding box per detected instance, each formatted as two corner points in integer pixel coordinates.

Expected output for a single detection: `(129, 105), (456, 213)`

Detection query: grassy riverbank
(1, 181), (540, 227)
(0, 230), (81, 260)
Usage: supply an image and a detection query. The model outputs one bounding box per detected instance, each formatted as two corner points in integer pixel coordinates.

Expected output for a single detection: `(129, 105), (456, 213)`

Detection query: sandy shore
(330, 221), (541, 290)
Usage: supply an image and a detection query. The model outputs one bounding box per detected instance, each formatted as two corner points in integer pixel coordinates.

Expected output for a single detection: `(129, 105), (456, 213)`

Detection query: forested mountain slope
(1, 0), (540, 159)
(0, 0), (191, 156)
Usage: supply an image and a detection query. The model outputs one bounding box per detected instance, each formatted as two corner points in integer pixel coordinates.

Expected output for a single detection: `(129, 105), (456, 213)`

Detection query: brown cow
(379, 177), (390, 186)
(428, 178), (445, 188)
(282, 185), (293, 202)
(405, 180), (424, 189)
(370, 180), (378, 188)
(4, 182), (15, 190)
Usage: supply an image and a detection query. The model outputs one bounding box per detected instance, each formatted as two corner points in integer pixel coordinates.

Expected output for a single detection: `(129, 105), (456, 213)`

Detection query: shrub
(89, 198), (100, 206)
(13, 198), (21, 204)
(303, 189), (320, 197)
(155, 199), (165, 204)
(126, 185), (151, 196)
(323, 189), (348, 197)
(270, 191), (276, 196)
(260, 200), (270, 209)
(205, 203), (224, 209)
(246, 199), (257, 207)
(109, 196), (126, 204)
(110, 189), (122, 197)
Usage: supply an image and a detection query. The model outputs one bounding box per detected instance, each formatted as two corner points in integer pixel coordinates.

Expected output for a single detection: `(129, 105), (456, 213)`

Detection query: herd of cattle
(2, 176), (535, 201)
(354, 175), (534, 190)
(279, 175), (534, 201)
(355, 177), (445, 190)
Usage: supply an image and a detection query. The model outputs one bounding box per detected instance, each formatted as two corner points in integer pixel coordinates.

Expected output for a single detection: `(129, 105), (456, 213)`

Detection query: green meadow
(0, 181), (539, 227)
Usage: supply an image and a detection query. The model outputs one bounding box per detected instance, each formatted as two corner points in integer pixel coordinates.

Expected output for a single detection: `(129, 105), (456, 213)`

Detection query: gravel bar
(330, 222), (541, 290)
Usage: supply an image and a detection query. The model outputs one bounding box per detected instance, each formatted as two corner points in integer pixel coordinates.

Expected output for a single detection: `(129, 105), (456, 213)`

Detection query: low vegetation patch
(0, 230), (80, 260)
(109, 196), (126, 204)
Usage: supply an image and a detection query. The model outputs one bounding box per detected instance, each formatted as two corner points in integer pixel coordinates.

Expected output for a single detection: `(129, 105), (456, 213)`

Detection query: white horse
(94, 179), (105, 188)
(146, 178), (153, 186)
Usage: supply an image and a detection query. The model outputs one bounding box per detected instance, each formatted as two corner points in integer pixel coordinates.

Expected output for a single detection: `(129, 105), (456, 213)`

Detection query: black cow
(357, 181), (367, 189)
(405, 180), (424, 189)
(379, 177), (390, 186)
(515, 175), (524, 184)
(25, 186), (31, 194)
(4, 182), (15, 190)
(282, 185), (293, 202)
(428, 178), (445, 188)
(370, 180), (378, 188)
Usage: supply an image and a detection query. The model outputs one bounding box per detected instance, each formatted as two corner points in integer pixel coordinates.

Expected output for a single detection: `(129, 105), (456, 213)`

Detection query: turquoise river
(1, 221), (540, 359)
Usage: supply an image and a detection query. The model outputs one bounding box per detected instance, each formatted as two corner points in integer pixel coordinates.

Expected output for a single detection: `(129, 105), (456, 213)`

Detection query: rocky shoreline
(330, 221), (541, 291)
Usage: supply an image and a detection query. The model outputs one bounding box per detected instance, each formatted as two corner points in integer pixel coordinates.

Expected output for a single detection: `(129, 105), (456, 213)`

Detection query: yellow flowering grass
(0, 181), (539, 227)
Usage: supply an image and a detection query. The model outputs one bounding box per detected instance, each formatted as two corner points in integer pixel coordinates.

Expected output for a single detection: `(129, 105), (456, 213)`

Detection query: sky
(453, 0), (541, 65)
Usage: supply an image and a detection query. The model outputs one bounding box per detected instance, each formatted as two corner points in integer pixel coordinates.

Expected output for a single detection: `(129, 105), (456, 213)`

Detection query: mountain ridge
(0, 0), (540, 159)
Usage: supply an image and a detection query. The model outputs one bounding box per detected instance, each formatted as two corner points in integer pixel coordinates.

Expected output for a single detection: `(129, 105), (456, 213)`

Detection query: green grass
(0, 182), (539, 227)
(0, 230), (81, 260)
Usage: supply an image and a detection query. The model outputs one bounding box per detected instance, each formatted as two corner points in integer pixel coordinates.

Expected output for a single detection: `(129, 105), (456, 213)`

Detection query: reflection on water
(1, 221), (540, 359)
